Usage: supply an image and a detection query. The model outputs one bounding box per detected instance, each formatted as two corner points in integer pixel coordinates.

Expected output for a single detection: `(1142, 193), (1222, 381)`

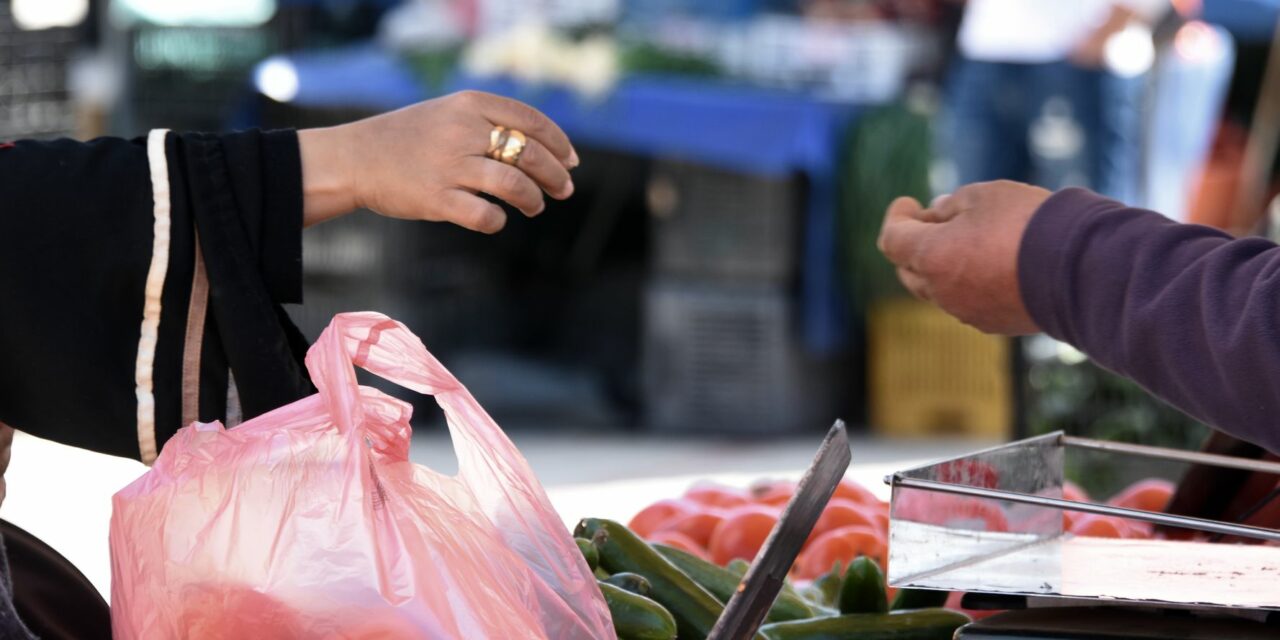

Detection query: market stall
(236, 26), (941, 435)
(245, 42), (865, 354)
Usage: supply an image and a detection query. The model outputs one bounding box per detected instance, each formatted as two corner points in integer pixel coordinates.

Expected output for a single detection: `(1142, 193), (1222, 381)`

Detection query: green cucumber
(653, 543), (815, 622)
(576, 537), (599, 571)
(839, 556), (888, 614)
(812, 561), (845, 608)
(727, 558), (751, 577)
(798, 584), (826, 606)
(889, 588), (949, 611)
(594, 566), (611, 580)
(598, 580), (678, 640)
(759, 608), (971, 640)
(577, 518), (765, 640)
(605, 572), (653, 597)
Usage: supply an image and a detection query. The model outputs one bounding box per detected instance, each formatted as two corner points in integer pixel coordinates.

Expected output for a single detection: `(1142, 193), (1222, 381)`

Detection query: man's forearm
(1020, 188), (1280, 453)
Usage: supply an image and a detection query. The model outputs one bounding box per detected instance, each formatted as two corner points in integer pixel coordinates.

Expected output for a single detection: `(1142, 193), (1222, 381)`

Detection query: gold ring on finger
(487, 126), (510, 161)
(499, 129), (527, 166)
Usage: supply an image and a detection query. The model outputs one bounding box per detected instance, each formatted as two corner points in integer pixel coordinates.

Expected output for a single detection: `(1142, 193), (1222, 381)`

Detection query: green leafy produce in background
(403, 46), (464, 93)
(619, 41), (721, 77)
(838, 103), (932, 315)
(1025, 340), (1208, 497)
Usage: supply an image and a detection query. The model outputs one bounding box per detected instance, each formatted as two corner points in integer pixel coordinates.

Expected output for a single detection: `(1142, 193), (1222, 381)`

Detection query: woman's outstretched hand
(298, 90), (579, 232)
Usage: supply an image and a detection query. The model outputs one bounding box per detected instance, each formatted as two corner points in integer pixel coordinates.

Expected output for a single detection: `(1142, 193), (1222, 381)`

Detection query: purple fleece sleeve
(1019, 187), (1280, 454)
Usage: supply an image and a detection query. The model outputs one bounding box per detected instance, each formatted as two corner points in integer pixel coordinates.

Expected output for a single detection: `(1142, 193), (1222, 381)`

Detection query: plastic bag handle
(305, 312), (460, 436)
(303, 312), (616, 638)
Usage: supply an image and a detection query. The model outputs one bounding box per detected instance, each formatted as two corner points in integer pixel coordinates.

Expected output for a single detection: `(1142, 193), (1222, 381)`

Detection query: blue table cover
(257, 43), (861, 353)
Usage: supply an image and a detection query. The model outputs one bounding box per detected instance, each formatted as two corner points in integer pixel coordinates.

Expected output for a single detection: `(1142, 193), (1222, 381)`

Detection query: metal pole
(892, 476), (1280, 543)
(1063, 435), (1280, 474)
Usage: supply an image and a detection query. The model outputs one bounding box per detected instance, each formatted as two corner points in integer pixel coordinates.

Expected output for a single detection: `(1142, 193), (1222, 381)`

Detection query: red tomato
(1125, 519), (1154, 539)
(1058, 482), (1087, 529)
(1069, 514), (1133, 538)
(180, 582), (306, 639)
(1108, 478), (1174, 513)
(895, 491), (1009, 533)
(628, 499), (698, 539)
(684, 484), (750, 510)
(709, 506), (779, 565)
(937, 460), (1000, 489)
(805, 499), (882, 549)
(661, 509), (727, 548)
(751, 480), (797, 507)
(868, 501), (891, 531)
(832, 479), (880, 506)
(648, 530), (712, 560)
(794, 525), (885, 580)
(1062, 481), (1090, 503)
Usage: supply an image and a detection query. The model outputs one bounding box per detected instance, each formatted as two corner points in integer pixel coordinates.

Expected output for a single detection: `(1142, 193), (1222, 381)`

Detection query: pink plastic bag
(109, 312), (613, 639)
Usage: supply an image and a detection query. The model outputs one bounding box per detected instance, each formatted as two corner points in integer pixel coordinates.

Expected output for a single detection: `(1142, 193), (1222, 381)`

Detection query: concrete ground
(409, 428), (988, 485)
(0, 428), (990, 600)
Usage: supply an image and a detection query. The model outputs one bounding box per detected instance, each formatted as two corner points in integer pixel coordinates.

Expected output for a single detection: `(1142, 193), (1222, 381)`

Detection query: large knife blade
(707, 420), (852, 640)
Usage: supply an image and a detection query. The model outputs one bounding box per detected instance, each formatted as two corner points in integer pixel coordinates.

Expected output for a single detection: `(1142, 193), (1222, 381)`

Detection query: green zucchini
(759, 608), (971, 640)
(598, 580), (678, 640)
(889, 588), (949, 611)
(605, 572), (653, 597)
(576, 537), (599, 571)
(839, 556), (888, 614)
(653, 543), (815, 622)
(576, 518), (765, 640)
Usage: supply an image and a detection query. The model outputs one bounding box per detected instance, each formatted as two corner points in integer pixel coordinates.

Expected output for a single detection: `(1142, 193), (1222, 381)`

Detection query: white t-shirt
(957, 0), (1169, 63)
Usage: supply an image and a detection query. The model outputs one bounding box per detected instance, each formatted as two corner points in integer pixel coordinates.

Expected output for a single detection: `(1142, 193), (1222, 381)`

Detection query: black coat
(0, 129), (314, 637)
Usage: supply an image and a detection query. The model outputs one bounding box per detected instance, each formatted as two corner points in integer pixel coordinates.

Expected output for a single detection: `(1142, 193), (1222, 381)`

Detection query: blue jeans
(1142, 26), (1235, 220)
(940, 58), (1143, 203)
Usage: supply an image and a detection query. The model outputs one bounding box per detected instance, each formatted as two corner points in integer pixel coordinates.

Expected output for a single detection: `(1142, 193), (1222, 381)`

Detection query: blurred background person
(938, 0), (1169, 202)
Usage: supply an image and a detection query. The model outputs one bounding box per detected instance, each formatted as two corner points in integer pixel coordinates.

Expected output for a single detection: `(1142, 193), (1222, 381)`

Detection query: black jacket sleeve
(0, 130), (314, 461)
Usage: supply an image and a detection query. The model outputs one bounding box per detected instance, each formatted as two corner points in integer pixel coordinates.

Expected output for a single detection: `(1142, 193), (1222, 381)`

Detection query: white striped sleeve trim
(134, 128), (172, 465)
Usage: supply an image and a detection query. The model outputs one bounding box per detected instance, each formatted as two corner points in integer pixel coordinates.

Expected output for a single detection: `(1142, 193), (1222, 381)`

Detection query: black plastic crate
(125, 25), (276, 132)
(295, 210), (507, 349)
(0, 5), (78, 140)
(642, 279), (838, 434)
(302, 210), (500, 288)
(648, 159), (800, 283)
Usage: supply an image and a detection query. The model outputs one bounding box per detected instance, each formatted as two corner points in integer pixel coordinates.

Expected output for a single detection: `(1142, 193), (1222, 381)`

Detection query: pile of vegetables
(626, 479), (890, 581)
(575, 517), (968, 640)
(582, 474), (1182, 638)
(1061, 478), (1174, 539)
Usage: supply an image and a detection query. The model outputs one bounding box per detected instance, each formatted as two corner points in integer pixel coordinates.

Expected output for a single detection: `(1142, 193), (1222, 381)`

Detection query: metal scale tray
(886, 432), (1280, 611)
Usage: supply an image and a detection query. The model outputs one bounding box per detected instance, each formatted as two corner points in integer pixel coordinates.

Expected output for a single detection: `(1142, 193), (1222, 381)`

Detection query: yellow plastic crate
(868, 298), (1012, 439)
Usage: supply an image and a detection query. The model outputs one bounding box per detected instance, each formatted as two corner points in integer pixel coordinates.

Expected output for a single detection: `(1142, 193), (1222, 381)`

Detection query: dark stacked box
(643, 158), (838, 433)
